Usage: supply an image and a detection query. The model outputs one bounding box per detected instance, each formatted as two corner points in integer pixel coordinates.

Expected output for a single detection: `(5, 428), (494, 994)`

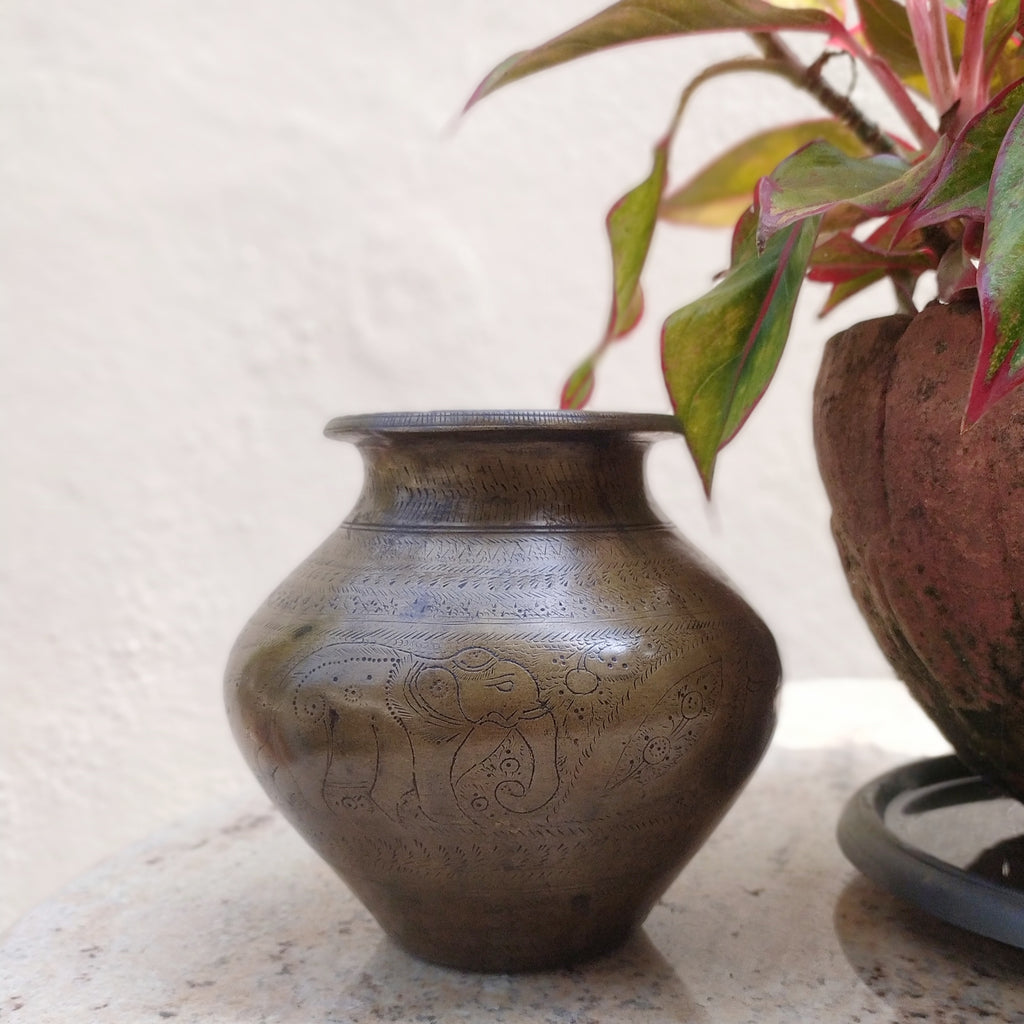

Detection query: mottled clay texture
(814, 302), (1024, 798)
(224, 412), (781, 971)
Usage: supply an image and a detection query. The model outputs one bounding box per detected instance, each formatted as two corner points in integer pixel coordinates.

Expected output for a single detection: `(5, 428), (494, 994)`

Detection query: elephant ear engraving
(406, 666), (464, 726)
(605, 661), (722, 793)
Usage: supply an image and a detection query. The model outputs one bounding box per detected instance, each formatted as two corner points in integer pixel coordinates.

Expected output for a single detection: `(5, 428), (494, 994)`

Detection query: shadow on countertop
(834, 874), (1024, 1018)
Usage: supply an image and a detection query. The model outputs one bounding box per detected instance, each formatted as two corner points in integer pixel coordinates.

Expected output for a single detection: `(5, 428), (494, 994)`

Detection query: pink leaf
(965, 103), (1024, 425)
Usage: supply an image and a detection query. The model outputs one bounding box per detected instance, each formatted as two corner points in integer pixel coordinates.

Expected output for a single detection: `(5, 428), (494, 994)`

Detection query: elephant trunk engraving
(491, 706), (559, 813)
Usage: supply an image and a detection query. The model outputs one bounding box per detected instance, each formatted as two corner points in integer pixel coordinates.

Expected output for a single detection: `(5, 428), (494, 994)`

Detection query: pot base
(374, 888), (637, 973)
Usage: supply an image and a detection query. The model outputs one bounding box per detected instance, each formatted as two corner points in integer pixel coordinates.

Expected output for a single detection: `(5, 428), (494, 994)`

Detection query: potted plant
(468, 1), (1024, 798)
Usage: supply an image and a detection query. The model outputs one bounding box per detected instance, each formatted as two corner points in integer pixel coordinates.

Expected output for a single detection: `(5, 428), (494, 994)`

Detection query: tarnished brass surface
(225, 411), (781, 971)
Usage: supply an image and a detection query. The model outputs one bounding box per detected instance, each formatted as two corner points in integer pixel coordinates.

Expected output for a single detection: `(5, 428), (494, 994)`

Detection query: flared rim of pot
(325, 409), (684, 440)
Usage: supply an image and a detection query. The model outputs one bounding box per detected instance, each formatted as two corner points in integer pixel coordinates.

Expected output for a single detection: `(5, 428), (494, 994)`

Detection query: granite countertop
(4, 679), (1024, 1023)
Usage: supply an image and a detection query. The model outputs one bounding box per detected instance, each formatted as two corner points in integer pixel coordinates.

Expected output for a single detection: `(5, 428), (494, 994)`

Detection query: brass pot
(225, 410), (780, 971)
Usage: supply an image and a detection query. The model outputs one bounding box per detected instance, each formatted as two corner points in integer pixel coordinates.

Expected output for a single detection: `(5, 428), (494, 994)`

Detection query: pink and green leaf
(856, 0), (974, 96)
(561, 55), (799, 407)
(983, 0), (1023, 75)
(903, 76), (1024, 231)
(966, 103), (1024, 424)
(935, 239), (979, 300)
(559, 290), (645, 409)
(957, 0), (987, 118)
(662, 216), (820, 491)
(660, 119), (868, 227)
(604, 55), (793, 336)
(730, 203), (761, 266)
(558, 104), (673, 410)
(757, 139), (947, 244)
(467, 0), (852, 108)
(811, 212), (934, 269)
(905, 0), (957, 112)
(807, 227), (935, 283)
(818, 269), (889, 315)
(467, 0), (935, 146)
(605, 139), (670, 340)
(856, 0), (928, 91)
(558, 191), (651, 409)
(561, 357), (598, 410)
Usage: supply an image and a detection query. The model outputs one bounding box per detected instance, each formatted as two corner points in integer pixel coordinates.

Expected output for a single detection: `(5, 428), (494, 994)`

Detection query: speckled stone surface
(4, 679), (1024, 1023)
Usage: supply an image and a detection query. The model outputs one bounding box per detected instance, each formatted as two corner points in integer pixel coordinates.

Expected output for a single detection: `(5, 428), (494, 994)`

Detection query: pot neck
(328, 412), (682, 530)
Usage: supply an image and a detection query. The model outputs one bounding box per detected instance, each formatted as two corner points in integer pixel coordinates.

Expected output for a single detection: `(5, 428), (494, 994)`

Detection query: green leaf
(935, 239), (978, 300)
(818, 269), (888, 315)
(857, 0), (927, 91)
(757, 140), (947, 245)
(660, 119), (868, 227)
(604, 140), (669, 340)
(811, 215), (933, 314)
(559, 55), (794, 408)
(559, 288), (644, 409)
(557, 96), (670, 409)
(807, 230), (934, 283)
(560, 357), (597, 409)
(466, 0), (844, 107)
(903, 76), (1024, 231)
(856, 0), (974, 93)
(983, 0), (1022, 76)
(810, 214), (934, 280)
(997, 43), (1024, 90)
(661, 216), (820, 492)
(818, 0), (847, 18)
(967, 104), (1024, 424)
(730, 204), (761, 266)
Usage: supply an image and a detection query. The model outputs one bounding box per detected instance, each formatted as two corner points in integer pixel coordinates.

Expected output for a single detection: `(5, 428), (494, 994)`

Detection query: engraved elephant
(280, 643), (559, 825)
(278, 643), (415, 821)
(401, 647), (560, 821)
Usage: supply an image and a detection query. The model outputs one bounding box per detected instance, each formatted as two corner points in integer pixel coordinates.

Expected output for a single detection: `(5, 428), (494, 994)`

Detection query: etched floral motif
(605, 661), (723, 791)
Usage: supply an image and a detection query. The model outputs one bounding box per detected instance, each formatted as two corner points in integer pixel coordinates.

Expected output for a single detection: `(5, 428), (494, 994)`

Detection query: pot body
(225, 411), (780, 971)
(814, 301), (1024, 797)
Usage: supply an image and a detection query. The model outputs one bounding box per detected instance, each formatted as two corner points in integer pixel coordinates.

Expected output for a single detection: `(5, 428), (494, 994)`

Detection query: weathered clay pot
(814, 300), (1024, 798)
(225, 410), (781, 971)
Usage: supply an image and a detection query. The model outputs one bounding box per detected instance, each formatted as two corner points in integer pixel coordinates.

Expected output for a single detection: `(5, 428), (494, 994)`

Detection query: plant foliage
(469, 0), (1024, 491)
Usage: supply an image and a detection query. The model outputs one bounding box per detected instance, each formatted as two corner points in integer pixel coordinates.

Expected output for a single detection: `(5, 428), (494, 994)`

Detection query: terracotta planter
(814, 301), (1024, 798)
(225, 410), (781, 971)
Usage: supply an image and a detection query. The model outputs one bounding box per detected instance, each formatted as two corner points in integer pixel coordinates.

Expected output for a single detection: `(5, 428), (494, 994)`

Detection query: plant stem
(905, 0), (957, 114)
(892, 272), (919, 315)
(750, 33), (896, 155)
(957, 0), (991, 127)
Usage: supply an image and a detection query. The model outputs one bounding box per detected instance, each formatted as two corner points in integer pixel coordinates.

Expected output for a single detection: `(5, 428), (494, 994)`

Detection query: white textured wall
(1, 0), (893, 931)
